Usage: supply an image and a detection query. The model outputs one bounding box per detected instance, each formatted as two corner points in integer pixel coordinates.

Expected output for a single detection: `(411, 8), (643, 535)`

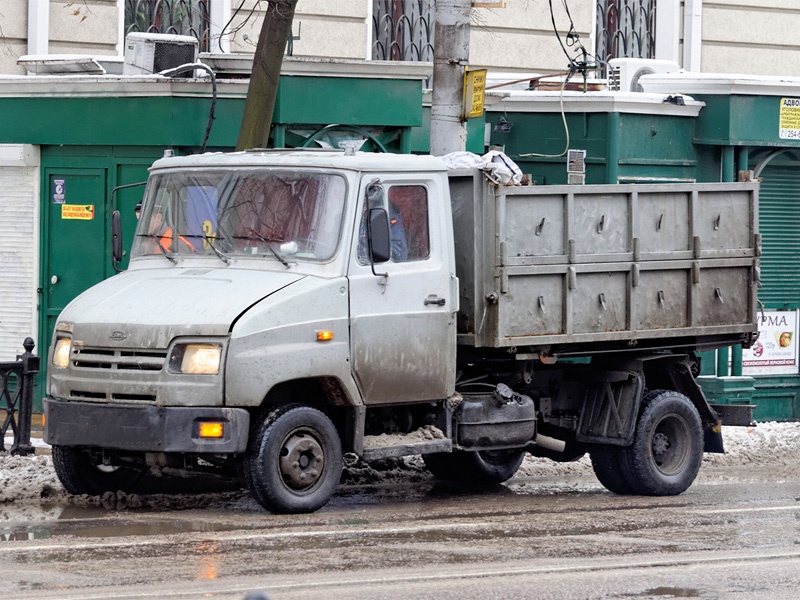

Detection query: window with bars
(125, 0), (211, 51)
(595, 0), (656, 69)
(372, 0), (434, 62)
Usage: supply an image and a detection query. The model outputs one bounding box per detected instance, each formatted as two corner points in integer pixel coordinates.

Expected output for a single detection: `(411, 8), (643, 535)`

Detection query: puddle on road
(0, 503), (247, 542)
(644, 587), (703, 598)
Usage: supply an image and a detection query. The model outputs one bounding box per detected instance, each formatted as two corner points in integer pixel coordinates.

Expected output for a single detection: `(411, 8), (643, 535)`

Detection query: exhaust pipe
(534, 433), (566, 453)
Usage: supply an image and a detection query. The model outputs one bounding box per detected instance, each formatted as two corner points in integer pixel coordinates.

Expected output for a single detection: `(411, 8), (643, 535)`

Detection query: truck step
(362, 426), (452, 461)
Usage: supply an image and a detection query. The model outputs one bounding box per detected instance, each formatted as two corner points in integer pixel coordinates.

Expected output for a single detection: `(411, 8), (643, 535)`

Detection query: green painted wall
(487, 110), (698, 184)
(0, 75), (425, 151)
(693, 95), (800, 148)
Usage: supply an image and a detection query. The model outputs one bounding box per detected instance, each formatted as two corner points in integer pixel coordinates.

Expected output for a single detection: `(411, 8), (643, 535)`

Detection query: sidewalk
(3, 413), (48, 451)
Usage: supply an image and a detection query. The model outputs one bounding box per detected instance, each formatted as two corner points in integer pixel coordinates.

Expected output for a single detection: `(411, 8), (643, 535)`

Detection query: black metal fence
(125, 0), (211, 51)
(595, 0), (656, 74)
(372, 0), (435, 62)
(0, 338), (38, 456)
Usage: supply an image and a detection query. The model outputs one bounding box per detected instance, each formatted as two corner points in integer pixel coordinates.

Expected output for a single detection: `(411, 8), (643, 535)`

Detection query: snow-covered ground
(0, 423), (797, 507)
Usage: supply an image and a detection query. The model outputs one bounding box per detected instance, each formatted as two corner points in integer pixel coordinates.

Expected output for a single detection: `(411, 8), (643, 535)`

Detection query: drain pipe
(27, 0), (49, 57)
(683, 0), (702, 72)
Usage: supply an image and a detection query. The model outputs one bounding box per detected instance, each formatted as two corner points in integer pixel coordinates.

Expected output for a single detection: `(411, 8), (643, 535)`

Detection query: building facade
(1, 1), (799, 77)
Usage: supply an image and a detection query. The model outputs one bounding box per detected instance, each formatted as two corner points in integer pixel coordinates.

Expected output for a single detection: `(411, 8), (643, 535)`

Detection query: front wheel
(423, 448), (526, 484)
(52, 446), (144, 495)
(244, 404), (343, 514)
(619, 389), (704, 496)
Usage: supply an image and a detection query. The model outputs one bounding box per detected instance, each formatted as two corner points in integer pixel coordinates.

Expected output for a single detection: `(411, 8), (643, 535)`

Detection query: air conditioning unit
(123, 33), (199, 77)
(607, 58), (680, 93)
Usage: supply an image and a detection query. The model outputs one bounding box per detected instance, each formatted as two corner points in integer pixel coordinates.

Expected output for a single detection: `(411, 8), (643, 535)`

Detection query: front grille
(72, 347), (167, 371)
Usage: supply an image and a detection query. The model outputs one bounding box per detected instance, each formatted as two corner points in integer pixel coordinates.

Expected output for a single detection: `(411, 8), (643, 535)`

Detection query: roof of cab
(150, 149), (448, 173)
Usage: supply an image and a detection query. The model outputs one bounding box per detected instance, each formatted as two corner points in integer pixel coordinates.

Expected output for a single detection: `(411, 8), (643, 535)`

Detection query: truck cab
(46, 150), (458, 512)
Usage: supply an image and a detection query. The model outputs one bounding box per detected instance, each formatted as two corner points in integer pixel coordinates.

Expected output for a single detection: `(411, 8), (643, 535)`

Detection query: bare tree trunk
(430, 0), (471, 156)
(236, 0), (298, 151)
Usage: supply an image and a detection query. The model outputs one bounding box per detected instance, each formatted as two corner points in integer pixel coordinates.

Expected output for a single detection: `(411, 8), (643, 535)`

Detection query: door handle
(424, 295), (446, 306)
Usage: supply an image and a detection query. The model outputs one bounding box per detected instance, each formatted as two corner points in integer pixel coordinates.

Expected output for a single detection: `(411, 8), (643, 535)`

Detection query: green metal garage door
(758, 160), (800, 309)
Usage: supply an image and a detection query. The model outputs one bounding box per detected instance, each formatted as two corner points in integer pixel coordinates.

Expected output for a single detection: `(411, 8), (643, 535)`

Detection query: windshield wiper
(138, 233), (177, 264)
(240, 231), (291, 269)
(203, 235), (231, 264)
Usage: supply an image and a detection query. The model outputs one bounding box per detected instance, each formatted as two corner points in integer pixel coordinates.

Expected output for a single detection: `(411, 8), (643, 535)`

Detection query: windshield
(131, 169), (347, 262)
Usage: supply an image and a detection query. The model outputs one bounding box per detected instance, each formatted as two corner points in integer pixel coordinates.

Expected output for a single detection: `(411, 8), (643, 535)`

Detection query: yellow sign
(463, 68), (487, 120)
(61, 204), (95, 220)
(779, 97), (800, 140)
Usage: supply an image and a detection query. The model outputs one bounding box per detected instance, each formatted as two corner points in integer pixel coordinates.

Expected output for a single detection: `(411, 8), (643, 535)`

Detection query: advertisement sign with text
(742, 310), (799, 375)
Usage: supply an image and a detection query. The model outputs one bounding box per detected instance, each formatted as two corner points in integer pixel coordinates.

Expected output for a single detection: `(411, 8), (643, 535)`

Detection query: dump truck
(44, 150), (759, 513)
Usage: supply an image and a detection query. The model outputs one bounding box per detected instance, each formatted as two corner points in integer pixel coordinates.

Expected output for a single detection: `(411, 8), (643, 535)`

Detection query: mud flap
(703, 422), (724, 454)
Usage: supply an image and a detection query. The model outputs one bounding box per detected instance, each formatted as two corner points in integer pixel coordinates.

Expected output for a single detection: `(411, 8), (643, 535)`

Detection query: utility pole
(236, 0), (298, 151)
(430, 0), (471, 156)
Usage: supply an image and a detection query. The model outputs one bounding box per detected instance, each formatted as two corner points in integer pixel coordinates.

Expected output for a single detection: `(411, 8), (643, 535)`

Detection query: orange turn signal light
(316, 330), (334, 342)
(198, 422), (224, 438)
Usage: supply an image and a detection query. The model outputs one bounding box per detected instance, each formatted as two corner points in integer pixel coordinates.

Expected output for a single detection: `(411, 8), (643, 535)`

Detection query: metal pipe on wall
(27, 0), (49, 56)
(683, 0), (703, 72)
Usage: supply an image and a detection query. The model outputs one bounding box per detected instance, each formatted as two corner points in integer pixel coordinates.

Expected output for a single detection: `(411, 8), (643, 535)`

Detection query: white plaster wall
(49, 0), (118, 56)
(228, 0), (368, 58)
(0, 0), (31, 75)
(701, 0), (800, 76)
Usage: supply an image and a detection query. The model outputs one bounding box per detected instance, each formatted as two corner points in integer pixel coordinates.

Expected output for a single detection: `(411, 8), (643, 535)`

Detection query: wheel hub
(651, 415), (689, 473)
(652, 432), (671, 456)
(279, 432), (325, 491)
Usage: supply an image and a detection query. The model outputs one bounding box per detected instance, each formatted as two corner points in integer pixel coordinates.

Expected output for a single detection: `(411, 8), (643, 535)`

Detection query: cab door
(347, 175), (457, 404)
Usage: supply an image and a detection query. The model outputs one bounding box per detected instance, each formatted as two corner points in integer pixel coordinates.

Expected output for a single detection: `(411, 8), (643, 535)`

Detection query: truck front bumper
(44, 397), (250, 454)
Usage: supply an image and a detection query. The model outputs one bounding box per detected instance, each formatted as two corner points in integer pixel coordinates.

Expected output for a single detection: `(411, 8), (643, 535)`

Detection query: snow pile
(703, 422), (800, 467)
(0, 422), (797, 505)
(0, 454), (64, 503)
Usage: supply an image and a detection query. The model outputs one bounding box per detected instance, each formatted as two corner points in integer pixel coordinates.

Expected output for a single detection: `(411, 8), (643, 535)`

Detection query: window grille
(125, 0), (211, 52)
(372, 0), (434, 62)
(595, 0), (656, 71)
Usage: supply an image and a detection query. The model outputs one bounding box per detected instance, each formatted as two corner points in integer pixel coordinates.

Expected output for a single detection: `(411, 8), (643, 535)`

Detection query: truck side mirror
(368, 208), (391, 263)
(111, 210), (123, 265)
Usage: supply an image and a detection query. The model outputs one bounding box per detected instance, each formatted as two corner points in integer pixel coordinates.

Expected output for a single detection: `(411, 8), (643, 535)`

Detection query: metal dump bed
(450, 170), (760, 353)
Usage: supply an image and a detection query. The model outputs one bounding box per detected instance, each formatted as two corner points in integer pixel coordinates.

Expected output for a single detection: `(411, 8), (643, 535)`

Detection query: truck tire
(52, 445), (144, 496)
(619, 389), (703, 496)
(423, 448), (525, 484)
(589, 446), (636, 495)
(244, 404), (343, 514)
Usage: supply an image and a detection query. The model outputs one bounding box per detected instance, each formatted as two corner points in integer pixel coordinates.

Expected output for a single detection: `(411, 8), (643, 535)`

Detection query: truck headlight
(52, 337), (72, 368)
(170, 343), (222, 375)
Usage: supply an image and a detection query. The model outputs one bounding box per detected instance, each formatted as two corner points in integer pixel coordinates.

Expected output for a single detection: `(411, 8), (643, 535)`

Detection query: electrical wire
(516, 0), (594, 159)
(518, 68), (574, 159)
(217, 0), (266, 51)
(158, 63), (218, 154)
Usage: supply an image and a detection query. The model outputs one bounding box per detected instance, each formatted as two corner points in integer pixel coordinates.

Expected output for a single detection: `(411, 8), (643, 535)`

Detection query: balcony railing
(595, 0), (656, 73)
(372, 0), (434, 62)
(125, 0), (211, 51)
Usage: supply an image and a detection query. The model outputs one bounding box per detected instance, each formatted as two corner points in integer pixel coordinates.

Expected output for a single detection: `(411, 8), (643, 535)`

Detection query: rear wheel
(52, 445), (144, 495)
(423, 448), (525, 484)
(244, 404), (343, 514)
(589, 446), (636, 495)
(619, 389), (703, 496)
